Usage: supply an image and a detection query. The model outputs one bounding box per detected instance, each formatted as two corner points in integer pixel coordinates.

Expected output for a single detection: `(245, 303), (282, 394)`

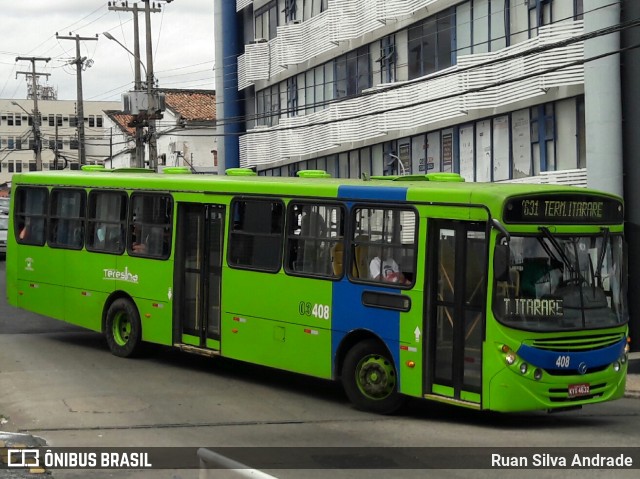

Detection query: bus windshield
(493, 232), (627, 332)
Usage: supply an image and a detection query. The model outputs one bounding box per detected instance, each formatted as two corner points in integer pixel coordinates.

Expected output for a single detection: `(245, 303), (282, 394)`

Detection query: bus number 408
(298, 302), (330, 320)
(555, 355), (570, 368)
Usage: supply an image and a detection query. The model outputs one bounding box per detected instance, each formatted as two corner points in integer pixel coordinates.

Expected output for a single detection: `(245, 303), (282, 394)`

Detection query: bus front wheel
(105, 298), (142, 358)
(341, 339), (405, 414)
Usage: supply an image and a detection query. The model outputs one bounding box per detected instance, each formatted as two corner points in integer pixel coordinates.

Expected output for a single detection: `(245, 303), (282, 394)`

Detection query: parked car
(0, 215), (7, 258)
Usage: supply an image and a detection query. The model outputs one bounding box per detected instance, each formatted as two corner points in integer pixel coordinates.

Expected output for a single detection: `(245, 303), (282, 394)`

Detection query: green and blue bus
(5, 167), (630, 413)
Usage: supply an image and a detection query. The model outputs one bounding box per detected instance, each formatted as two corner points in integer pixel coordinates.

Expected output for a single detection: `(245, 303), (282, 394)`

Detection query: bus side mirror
(494, 243), (510, 281)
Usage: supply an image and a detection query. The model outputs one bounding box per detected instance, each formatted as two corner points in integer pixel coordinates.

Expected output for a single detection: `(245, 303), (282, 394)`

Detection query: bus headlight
(505, 352), (516, 365)
(620, 354), (627, 365)
(520, 363), (528, 374)
(533, 368), (543, 381)
(613, 361), (621, 372)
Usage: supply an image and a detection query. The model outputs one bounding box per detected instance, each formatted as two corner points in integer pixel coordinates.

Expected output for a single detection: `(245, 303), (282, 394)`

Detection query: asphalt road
(1, 260), (639, 479)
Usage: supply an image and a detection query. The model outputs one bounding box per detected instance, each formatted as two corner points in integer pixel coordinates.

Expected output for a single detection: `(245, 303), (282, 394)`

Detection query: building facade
(219, 0), (599, 182)
(0, 99), (120, 183)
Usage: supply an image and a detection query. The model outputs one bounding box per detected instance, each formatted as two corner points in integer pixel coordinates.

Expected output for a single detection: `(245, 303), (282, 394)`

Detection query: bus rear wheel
(341, 339), (405, 414)
(105, 298), (142, 358)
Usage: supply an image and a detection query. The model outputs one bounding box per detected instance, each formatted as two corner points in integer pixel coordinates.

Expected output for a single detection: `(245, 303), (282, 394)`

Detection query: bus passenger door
(174, 203), (225, 350)
(426, 220), (487, 405)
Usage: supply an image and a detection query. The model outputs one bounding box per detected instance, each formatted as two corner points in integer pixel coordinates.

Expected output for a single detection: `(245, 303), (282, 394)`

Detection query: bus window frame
(227, 196), (285, 274)
(127, 191), (174, 260)
(284, 200), (346, 280)
(14, 185), (49, 247)
(47, 187), (87, 251)
(348, 203), (419, 289)
(85, 189), (128, 255)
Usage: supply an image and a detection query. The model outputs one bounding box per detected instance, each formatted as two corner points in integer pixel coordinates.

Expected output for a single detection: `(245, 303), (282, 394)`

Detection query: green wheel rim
(355, 353), (396, 400)
(112, 311), (132, 347)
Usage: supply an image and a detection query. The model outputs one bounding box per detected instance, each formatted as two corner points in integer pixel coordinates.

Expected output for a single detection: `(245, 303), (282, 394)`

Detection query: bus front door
(174, 203), (225, 351)
(426, 220), (487, 406)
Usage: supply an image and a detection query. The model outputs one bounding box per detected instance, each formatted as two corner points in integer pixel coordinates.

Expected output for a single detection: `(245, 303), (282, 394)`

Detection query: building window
(335, 46), (371, 99)
(70, 138), (79, 150)
(89, 115), (95, 127)
(96, 115), (103, 127)
(49, 114), (55, 127)
(228, 198), (284, 272)
(285, 202), (345, 277)
(378, 35), (396, 84)
(69, 116), (78, 127)
(15, 139), (22, 150)
(7, 138), (15, 150)
(7, 114), (14, 126)
(48, 188), (86, 250)
(56, 114), (63, 127)
(257, 84), (281, 127)
(15, 115), (22, 126)
(284, 0), (297, 23)
(408, 10), (452, 80)
(529, 0), (552, 37)
(287, 76), (298, 116)
(303, 0), (328, 20)
(255, 0), (278, 41)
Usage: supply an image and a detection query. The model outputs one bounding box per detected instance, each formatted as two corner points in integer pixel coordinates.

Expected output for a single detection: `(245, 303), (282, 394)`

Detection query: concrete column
(214, 0), (243, 173)
(583, 0), (623, 196)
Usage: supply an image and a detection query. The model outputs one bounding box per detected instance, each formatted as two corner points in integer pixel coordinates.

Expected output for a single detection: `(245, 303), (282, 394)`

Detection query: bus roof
(10, 169), (622, 220)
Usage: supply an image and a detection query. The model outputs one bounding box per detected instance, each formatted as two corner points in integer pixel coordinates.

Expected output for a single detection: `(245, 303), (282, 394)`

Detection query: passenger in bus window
(369, 255), (410, 284)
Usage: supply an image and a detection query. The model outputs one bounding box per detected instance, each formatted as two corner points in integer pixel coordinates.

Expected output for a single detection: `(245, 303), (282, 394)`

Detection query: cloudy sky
(0, 0), (215, 103)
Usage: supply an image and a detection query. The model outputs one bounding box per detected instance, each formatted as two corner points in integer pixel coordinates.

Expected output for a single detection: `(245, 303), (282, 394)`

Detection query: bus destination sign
(503, 194), (623, 224)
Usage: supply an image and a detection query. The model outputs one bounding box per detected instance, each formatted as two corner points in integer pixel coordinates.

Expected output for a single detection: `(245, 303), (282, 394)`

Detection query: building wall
(0, 99), (119, 183)
(156, 109), (218, 172)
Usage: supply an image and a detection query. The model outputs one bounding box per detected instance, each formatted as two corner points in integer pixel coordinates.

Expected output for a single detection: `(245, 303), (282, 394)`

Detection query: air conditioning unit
(250, 38), (268, 44)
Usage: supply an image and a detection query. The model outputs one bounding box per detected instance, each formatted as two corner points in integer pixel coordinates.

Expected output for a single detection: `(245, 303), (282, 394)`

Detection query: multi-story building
(215, 0), (636, 343)
(0, 99), (120, 183)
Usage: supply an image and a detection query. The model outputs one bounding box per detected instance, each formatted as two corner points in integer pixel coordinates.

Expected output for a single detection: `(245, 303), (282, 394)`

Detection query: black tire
(105, 298), (142, 358)
(341, 339), (405, 414)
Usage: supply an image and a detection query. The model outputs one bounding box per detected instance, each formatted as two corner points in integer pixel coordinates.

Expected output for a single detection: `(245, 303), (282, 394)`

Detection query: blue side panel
(338, 185), (408, 202)
(331, 280), (401, 376)
(517, 338), (627, 374)
(331, 185), (408, 377)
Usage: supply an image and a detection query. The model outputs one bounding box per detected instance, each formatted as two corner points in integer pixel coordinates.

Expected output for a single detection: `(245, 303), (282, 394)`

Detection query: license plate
(568, 383), (590, 398)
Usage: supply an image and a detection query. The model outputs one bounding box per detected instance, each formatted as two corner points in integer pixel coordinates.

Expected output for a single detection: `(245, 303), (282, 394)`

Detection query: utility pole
(56, 33), (98, 166)
(107, 2), (146, 168)
(143, 0), (172, 171)
(15, 56), (50, 171)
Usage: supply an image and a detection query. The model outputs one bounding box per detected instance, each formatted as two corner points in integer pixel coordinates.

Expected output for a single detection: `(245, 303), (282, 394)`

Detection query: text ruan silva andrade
(491, 453), (633, 468)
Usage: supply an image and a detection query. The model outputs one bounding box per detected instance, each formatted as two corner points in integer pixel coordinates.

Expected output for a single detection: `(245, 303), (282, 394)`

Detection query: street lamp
(102, 32), (147, 79)
(11, 101), (41, 168)
(387, 153), (407, 175)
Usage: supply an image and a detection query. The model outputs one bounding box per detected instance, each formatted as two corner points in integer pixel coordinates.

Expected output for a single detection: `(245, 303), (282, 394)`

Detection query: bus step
(174, 343), (221, 357)
(423, 394), (481, 410)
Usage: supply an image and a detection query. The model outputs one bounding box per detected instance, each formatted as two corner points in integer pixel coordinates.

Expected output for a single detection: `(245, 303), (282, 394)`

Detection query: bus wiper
(594, 227), (610, 288)
(538, 227), (578, 277)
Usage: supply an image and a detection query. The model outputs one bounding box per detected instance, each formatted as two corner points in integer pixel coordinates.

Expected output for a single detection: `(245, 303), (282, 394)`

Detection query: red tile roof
(162, 89), (216, 121)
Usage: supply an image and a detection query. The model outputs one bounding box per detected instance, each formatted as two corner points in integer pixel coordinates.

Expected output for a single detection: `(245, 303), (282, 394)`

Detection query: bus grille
(529, 333), (624, 352)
